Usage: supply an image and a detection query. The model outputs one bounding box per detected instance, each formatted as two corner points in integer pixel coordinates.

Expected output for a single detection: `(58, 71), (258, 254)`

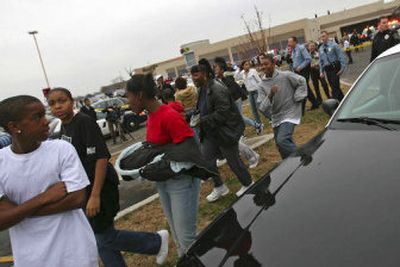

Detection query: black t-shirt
(60, 112), (119, 233)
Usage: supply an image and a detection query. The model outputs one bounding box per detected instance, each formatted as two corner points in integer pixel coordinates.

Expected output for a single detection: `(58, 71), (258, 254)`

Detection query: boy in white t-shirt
(0, 95), (98, 267)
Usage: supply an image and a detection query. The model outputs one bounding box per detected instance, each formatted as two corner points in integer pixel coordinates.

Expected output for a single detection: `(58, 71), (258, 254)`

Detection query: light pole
(28, 31), (51, 89)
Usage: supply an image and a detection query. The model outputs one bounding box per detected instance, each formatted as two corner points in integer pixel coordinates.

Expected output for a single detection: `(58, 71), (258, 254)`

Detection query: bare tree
(240, 5), (269, 60)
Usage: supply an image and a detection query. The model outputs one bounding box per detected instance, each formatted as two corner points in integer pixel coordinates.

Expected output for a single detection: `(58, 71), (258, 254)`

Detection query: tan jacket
(175, 86), (198, 109)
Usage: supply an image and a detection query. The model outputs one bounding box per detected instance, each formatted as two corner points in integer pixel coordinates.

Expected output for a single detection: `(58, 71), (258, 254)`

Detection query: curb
(114, 133), (274, 221)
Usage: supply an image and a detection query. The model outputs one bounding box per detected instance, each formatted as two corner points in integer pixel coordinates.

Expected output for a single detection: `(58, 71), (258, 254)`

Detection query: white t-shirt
(0, 140), (98, 267)
(344, 40), (350, 49)
(241, 68), (262, 92)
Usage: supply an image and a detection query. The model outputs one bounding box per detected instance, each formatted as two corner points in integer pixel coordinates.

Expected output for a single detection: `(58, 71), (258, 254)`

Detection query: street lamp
(28, 31), (51, 89)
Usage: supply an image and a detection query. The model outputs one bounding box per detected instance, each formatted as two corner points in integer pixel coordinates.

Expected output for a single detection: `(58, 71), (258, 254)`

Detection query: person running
(174, 76), (197, 110)
(47, 88), (169, 266)
(125, 74), (201, 258)
(0, 95), (98, 267)
(212, 57), (260, 168)
(257, 54), (307, 159)
(191, 64), (255, 202)
(239, 60), (264, 134)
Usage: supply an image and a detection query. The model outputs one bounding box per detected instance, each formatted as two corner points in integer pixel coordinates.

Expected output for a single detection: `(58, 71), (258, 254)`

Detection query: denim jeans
(248, 90), (261, 124)
(95, 224), (161, 267)
(273, 122), (297, 159)
(235, 99), (256, 128)
(156, 175), (201, 257)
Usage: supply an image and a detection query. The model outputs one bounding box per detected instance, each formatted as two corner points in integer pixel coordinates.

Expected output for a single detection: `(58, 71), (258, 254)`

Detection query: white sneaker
(156, 230), (169, 265)
(249, 153), (260, 169)
(206, 185), (230, 202)
(235, 181), (255, 197)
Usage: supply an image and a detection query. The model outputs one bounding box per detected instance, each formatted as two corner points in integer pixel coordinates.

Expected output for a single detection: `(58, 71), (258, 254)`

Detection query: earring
(17, 130), (22, 134)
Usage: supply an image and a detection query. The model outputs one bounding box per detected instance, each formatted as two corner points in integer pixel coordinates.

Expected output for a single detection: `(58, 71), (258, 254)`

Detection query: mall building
(134, 0), (399, 79)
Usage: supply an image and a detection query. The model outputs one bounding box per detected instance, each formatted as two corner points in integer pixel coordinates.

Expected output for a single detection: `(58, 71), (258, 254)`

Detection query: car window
(335, 53), (400, 121)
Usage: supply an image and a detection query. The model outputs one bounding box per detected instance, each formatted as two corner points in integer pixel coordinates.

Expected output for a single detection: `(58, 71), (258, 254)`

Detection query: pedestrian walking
(191, 64), (254, 202)
(308, 41), (331, 102)
(80, 97), (97, 121)
(239, 60), (264, 134)
(0, 95), (98, 267)
(126, 74), (201, 257)
(343, 37), (354, 64)
(319, 31), (347, 102)
(257, 54), (307, 159)
(350, 29), (360, 52)
(288, 36), (319, 111)
(370, 16), (400, 62)
(47, 88), (169, 266)
(212, 57), (260, 168)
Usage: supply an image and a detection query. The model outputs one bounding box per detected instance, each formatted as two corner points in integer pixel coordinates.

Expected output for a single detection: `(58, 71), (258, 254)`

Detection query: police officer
(319, 31), (347, 102)
(288, 36), (319, 111)
(370, 16), (400, 62)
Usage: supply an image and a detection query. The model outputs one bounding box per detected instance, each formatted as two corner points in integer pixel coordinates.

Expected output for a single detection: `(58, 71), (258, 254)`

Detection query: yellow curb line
(0, 255), (13, 263)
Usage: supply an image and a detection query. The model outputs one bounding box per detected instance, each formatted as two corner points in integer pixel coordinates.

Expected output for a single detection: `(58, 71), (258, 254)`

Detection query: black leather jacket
(199, 79), (245, 146)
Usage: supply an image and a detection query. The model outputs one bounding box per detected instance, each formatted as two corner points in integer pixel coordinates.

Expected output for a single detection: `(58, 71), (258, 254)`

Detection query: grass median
(114, 85), (350, 266)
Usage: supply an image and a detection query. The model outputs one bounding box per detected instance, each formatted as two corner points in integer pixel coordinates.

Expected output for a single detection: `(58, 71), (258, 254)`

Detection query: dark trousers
(310, 67), (331, 101)
(346, 50), (353, 64)
(325, 70), (344, 101)
(95, 224), (161, 267)
(298, 67), (319, 113)
(200, 138), (252, 188)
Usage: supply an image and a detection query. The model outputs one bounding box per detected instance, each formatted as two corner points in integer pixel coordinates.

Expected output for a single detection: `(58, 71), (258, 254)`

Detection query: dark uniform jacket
(370, 29), (400, 62)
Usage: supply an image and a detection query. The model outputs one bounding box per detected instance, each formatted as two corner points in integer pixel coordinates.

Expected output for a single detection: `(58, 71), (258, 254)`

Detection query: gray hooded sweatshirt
(257, 70), (307, 128)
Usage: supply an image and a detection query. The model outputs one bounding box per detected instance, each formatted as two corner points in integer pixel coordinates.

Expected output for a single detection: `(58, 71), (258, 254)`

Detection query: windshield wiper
(337, 117), (400, 131)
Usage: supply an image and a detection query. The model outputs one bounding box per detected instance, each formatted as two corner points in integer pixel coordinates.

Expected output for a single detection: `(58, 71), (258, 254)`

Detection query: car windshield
(334, 53), (400, 122)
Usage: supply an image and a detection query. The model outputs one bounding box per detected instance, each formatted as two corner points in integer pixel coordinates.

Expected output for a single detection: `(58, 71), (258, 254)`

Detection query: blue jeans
(273, 122), (297, 159)
(156, 175), (201, 257)
(235, 99), (256, 127)
(95, 224), (161, 267)
(248, 91), (261, 124)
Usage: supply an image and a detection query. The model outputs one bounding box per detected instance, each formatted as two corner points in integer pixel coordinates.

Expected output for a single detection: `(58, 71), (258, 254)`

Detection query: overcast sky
(0, 0), (377, 100)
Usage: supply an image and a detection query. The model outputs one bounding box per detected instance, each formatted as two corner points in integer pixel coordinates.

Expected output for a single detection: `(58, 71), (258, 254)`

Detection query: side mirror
(322, 99), (339, 116)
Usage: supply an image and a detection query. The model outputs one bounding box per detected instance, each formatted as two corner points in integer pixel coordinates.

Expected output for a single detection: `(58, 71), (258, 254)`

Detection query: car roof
(376, 43), (400, 59)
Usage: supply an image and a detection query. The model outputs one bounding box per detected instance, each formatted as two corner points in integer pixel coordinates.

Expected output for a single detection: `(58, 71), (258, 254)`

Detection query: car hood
(184, 129), (400, 267)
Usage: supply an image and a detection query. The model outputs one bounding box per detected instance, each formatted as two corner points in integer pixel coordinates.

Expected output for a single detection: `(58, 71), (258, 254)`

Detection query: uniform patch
(61, 135), (72, 143)
(87, 147), (96, 155)
(384, 34), (390, 40)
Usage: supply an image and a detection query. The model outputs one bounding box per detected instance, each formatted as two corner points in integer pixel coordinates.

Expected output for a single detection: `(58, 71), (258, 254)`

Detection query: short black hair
(190, 64), (207, 74)
(289, 36), (298, 43)
(198, 58), (215, 79)
(174, 77), (187, 90)
(163, 88), (175, 101)
(320, 30), (329, 35)
(258, 53), (274, 63)
(84, 97), (90, 101)
(379, 16), (389, 22)
(126, 73), (157, 99)
(0, 95), (42, 132)
(214, 57), (228, 72)
(48, 87), (73, 100)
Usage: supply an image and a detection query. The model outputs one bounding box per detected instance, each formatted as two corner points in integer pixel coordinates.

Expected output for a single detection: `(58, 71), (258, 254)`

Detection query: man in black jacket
(191, 65), (254, 202)
(371, 16), (400, 62)
(80, 98), (97, 121)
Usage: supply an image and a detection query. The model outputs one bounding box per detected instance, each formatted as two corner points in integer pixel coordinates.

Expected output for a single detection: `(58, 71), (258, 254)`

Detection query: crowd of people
(0, 16), (399, 267)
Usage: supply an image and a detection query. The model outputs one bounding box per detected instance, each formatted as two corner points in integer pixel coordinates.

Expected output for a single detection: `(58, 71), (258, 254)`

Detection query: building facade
(134, 0), (399, 78)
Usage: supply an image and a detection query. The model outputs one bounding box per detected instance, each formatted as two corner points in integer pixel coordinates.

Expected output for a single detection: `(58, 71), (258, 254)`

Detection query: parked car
(93, 98), (146, 137)
(178, 45), (400, 267)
